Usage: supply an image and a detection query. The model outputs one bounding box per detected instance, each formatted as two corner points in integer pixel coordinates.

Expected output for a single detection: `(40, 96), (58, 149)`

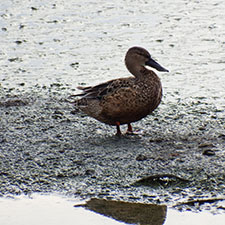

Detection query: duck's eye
(138, 52), (150, 59)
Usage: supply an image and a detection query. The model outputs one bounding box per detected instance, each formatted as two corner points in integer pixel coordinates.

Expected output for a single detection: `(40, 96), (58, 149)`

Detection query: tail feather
(77, 86), (92, 90)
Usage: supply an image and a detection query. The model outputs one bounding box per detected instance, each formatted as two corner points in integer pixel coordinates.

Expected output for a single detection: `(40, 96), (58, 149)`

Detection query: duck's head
(125, 46), (169, 77)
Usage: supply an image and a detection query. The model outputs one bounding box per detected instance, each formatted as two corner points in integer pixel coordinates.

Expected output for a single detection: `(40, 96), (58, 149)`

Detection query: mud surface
(0, 0), (225, 213)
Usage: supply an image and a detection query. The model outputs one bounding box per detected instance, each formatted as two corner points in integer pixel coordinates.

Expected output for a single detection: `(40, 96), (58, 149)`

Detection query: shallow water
(0, 194), (224, 225)
(0, 0), (225, 215)
(1, 0), (225, 99)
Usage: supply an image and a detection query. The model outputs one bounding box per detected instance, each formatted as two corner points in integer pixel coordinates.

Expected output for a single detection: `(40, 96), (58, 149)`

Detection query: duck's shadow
(87, 131), (144, 148)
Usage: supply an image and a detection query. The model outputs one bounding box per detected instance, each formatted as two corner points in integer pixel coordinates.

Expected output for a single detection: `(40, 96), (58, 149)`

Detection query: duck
(72, 46), (168, 136)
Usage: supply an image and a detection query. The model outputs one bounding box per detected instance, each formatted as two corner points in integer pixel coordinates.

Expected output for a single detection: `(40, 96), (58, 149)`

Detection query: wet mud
(0, 84), (224, 212)
(0, 0), (225, 214)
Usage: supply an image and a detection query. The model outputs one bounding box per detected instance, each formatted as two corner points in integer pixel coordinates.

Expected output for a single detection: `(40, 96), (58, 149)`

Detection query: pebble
(202, 149), (215, 156)
(136, 154), (148, 161)
(85, 169), (95, 175)
(198, 143), (215, 148)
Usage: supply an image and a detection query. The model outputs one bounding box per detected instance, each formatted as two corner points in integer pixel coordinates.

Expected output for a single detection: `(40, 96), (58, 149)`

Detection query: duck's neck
(125, 61), (144, 78)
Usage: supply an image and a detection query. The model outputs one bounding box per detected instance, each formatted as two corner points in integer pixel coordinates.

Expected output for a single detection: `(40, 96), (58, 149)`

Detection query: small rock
(52, 114), (62, 119)
(136, 154), (148, 161)
(19, 24), (25, 29)
(59, 149), (65, 153)
(170, 153), (180, 157)
(70, 62), (79, 69)
(54, 110), (64, 115)
(8, 57), (22, 62)
(202, 149), (215, 156)
(55, 134), (62, 138)
(15, 40), (23, 45)
(47, 20), (58, 23)
(85, 169), (95, 175)
(70, 109), (79, 114)
(50, 83), (62, 87)
(218, 134), (225, 140)
(198, 143), (215, 148)
(24, 151), (30, 156)
(18, 82), (25, 86)
(31, 7), (38, 11)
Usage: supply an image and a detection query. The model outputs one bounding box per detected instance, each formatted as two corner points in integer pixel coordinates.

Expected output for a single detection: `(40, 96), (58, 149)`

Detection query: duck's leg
(126, 123), (140, 135)
(116, 121), (122, 136)
(126, 123), (134, 135)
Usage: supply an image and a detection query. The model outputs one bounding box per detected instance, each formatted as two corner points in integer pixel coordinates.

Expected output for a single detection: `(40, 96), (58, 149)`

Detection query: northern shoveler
(72, 46), (168, 136)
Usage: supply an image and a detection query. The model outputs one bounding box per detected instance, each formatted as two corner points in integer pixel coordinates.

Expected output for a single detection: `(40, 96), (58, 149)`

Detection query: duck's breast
(99, 81), (162, 125)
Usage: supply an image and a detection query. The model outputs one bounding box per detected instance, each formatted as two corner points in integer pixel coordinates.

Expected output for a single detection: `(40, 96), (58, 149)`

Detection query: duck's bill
(145, 58), (169, 72)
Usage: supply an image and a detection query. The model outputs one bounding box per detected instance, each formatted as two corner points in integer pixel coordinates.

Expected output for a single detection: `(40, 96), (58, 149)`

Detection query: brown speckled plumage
(73, 46), (168, 135)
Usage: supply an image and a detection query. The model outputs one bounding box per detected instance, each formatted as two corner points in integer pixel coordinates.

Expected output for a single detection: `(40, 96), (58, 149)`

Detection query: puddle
(0, 194), (224, 225)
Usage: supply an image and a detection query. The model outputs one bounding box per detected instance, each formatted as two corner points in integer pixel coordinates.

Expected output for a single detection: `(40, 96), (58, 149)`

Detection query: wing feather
(75, 78), (135, 100)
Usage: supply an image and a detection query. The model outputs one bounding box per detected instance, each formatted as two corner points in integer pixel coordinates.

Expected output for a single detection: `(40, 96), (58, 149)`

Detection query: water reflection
(75, 198), (167, 225)
(0, 194), (224, 225)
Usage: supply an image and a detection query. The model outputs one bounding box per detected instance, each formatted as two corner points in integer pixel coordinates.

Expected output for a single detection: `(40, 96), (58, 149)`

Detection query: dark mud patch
(0, 97), (29, 107)
(0, 85), (224, 213)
